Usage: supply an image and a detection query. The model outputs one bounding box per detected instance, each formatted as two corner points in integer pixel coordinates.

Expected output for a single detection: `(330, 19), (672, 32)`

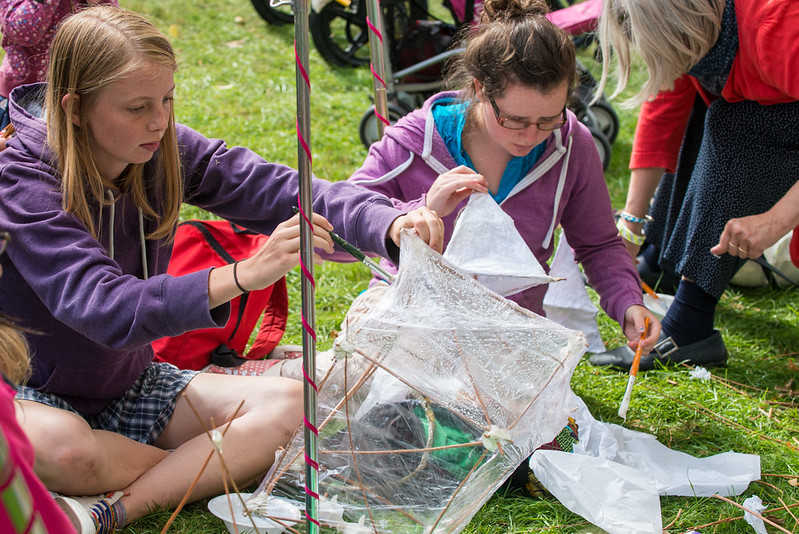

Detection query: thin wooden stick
(710, 494), (793, 534)
(320, 441), (482, 455)
(776, 495), (799, 528)
(342, 352), (379, 533)
(180, 396), (256, 534)
(160, 398), (245, 533)
(689, 501), (799, 531)
(663, 508), (682, 530)
(641, 384), (799, 451)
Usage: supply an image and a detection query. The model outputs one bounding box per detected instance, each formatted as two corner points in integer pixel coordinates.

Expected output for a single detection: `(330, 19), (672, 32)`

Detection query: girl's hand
(235, 213), (335, 291)
(425, 166), (488, 217)
(388, 207), (445, 253)
(622, 305), (661, 353)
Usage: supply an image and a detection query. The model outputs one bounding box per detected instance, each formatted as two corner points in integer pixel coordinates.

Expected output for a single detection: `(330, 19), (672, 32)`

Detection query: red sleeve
(630, 75), (700, 172)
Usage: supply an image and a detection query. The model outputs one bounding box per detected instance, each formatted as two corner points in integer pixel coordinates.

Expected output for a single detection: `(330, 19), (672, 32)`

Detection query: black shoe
(588, 330), (727, 371)
(636, 254), (681, 295)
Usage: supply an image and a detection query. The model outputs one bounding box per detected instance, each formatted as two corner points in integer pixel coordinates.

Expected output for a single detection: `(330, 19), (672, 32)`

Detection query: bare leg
(116, 373), (302, 522)
(16, 400), (168, 494)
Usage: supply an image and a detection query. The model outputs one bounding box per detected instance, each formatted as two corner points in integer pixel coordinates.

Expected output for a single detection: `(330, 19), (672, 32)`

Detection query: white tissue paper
(443, 193), (556, 296)
(530, 393), (761, 534)
(742, 495), (768, 534)
(542, 231), (606, 353)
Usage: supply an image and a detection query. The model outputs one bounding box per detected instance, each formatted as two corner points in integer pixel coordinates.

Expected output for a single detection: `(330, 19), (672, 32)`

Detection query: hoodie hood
(382, 90), (579, 187)
(379, 90), (576, 248)
(3, 83), (51, 164)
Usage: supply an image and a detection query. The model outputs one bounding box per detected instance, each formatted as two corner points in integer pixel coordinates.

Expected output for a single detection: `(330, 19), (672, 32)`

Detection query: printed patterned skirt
(645, 96), (799, 299)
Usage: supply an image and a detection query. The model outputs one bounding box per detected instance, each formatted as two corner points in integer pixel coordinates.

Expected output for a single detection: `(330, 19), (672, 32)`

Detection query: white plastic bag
(531, 450), (663, 534)
(529, 393), (761, 534)
(730, 231), (799, 287)
(542, 232), (606, 353)
(444, 193), (556, 296)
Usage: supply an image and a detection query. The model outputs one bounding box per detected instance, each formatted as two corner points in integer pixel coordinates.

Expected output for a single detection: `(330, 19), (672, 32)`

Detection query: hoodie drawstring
(542, 135), (573, 250)
(105, 189), (149, 280)
(106, 189), (115, 260)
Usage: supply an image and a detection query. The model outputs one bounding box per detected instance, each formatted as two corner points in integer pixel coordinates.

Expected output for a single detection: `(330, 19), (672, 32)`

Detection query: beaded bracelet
(233, 260), (249, 293)
(619, 211), (653, 224)
(616, 218), (646, 246)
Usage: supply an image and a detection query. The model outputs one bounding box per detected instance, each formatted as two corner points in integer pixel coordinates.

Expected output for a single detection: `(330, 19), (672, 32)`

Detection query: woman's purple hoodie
(0, 83), (402, 415)
(349, 91), (642, 323)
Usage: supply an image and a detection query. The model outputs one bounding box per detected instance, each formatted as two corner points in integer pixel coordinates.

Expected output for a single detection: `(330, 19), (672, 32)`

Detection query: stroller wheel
(310, 0), (370, 67)
(250, 0), (294, 25)
(587, 100), (619, 144)
(359, 104), (409, 148)
(588, 126), (612, 171)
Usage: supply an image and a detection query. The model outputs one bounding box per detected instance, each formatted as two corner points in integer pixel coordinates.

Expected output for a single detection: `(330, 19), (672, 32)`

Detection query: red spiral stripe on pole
(293, 0), (319, 526)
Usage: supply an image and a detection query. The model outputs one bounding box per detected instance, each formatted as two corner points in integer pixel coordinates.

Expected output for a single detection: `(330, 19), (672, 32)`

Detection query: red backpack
(152, 220), (289, 370)
(791, 226), (799, 268)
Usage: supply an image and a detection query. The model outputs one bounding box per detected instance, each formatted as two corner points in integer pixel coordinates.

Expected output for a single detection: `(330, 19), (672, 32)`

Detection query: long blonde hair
(597, 0), (724, 105)
(46, 6), (182, 241)
(0, 314), (30, 385)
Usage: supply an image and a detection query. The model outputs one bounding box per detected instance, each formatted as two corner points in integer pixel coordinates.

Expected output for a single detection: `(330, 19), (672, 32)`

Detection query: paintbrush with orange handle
(618, 315), (650, 420)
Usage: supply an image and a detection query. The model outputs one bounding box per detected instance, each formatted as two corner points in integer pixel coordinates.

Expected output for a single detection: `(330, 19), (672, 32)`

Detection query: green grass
(87, 0), (799, 531)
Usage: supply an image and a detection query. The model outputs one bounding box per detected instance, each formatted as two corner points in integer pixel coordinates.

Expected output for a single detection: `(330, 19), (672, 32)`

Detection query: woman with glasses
(589, 0), (799, 371)
(349, 0), (660, 352)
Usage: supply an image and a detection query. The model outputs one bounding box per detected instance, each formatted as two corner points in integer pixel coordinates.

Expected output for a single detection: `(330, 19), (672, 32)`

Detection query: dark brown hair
(446, 0), (577, 100)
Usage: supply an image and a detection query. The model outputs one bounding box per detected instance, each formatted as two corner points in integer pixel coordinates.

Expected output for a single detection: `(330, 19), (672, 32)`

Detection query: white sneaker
(53, 491), (124, 534)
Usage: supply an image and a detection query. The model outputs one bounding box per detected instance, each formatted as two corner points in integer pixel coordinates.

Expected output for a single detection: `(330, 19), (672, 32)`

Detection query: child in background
(0, 0), (118, 131)
(0, 230), (77, 533)
(349, 0), (660, 354)
(0, 6), (443, 533)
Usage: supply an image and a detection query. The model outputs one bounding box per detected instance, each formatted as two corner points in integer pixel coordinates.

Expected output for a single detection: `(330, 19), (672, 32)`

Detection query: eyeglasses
(487, 94), (567, 131)
(0, 232), (8, 256)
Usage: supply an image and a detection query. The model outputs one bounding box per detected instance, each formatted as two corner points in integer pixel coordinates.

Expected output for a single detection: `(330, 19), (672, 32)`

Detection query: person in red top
(0, 231), (76, 533)
(589, 0), (799, 370)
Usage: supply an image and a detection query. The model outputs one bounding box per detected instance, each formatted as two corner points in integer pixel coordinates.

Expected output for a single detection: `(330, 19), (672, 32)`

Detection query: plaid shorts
(16, 362), (199, 445)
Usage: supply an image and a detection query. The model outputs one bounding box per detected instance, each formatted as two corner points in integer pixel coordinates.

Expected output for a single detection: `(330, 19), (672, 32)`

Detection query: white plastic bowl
(207, 493), (300, 534)
(643, 292), (674, 320)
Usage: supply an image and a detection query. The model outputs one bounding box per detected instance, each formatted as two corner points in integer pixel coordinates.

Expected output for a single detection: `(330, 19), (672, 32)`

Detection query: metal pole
(365, 0), (390, 139)
(292, 0), (319, 529)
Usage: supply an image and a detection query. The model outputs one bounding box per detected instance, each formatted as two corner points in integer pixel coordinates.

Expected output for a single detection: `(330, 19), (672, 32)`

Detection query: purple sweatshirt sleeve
(348, 135), (430, 213)
(175, 124), (403, 261)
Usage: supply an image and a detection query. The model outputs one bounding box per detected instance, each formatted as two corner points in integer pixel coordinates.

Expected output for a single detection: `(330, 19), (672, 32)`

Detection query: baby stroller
(249, 0), (618, 168)
(349, 0), (619, 169)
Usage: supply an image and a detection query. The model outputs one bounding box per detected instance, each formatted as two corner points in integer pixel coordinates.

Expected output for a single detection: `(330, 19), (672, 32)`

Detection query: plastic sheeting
(250, 231), (587, 533)
(530, 394), (761, 534)
(443, 193), (557, 296)
(542, 232), (606, 353)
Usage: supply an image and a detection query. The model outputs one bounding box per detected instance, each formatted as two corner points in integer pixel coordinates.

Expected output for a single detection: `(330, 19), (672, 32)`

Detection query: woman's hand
(425, 166), (488, 217)
(711, 212), (790, 259)
(388, 207), (445, 253)
(622, 305), (661, 354)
